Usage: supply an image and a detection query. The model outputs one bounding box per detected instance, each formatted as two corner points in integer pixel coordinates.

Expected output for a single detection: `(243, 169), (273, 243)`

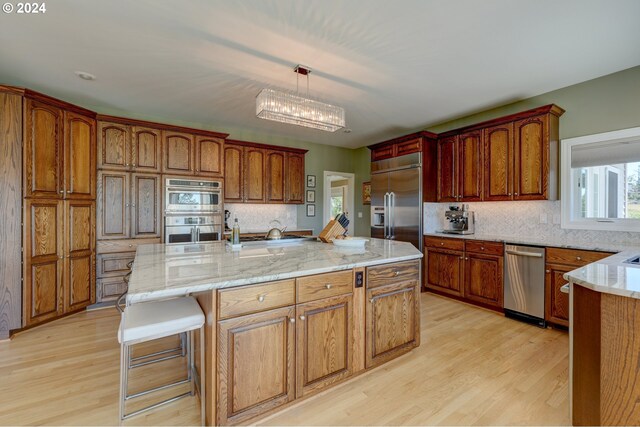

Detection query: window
(330, 186), (345, 218)
(562, 126), (640, 231)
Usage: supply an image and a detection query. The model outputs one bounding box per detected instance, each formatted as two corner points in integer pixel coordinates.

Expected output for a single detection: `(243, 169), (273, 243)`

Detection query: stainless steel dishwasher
(504, 244), (546, 327)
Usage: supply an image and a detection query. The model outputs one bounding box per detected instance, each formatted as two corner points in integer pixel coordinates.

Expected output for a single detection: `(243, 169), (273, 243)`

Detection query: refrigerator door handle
(389, 192), (395, 239)
(383, 192), (389, 238)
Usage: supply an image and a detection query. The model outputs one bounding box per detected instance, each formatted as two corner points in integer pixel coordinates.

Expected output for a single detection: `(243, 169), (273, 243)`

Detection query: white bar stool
(117, 296), (205, 424)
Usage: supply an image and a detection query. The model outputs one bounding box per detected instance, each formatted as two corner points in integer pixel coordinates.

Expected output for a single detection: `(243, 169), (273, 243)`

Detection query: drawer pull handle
(289, 317), (296, 323)
(325, 284), (332, 289)
(257, 294), (266, 302)
(299, 315), (305, 320)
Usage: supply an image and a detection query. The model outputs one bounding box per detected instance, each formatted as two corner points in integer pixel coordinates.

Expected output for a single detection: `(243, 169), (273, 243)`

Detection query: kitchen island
(564, 250), (640, 426)
(127, 238), (423, 425)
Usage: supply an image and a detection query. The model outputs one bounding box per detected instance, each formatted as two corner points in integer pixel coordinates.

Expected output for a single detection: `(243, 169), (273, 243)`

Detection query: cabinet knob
(459, 256), (463, 260)
(299, 315), (305, 320)
(480, 247), (485, 250)
(59, 190), (64, 194)
(125, 203), (129, 207)
(440, 242), (444, 246)
(289, 318), (296, 323)
(59, 255), (64, 259)
(128, 244), (133, 248)
(132, 164), (136, 168)
(257, 294), (266, 302)
(576, 256), (582, 261)
(369, 299), (374, 303)
(325, 284), (332, 289)
(394, 270), (399, 277)
(132, 204), (136, 207)
(465, 257), (469, 260)
(546, 269), (551, 273)
(514, 192), (519, 196)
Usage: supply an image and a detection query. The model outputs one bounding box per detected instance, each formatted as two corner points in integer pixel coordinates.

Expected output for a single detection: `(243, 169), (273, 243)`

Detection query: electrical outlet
(539, 213), (548, 224)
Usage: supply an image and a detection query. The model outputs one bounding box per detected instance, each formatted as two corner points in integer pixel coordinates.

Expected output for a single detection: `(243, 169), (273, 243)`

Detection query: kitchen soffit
(0, 0), (639, 148)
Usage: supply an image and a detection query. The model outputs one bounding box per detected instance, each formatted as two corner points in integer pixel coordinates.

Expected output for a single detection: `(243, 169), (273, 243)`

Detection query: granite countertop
(126, 238), (422, 304)
(222, 228), (314, 235)
(424, 231), (640, 299)
(423, 231), (639, 253)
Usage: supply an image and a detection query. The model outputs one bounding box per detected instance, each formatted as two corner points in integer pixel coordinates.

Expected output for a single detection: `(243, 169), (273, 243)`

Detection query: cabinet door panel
(24, 199), (63, 326)
(163, 131), (194, 175)
(285, 152), (305, 204)
(24, 99), (63, 198)
(545, 264), (571, 327)
(131, 173), (161, 238)
(426, 249), (463, 296)
(483, 123), (513, 201)
(437, 136), (457, 202)
(223, 145), (244, 202)
(131, 127), (161, 172)
(98, 122), (130, 171)
(464, 253), (503, 308)
(96, 276), (128, 303)
(97, 171), (130, 239)
(217, 306), (295, 425)
(458, 131), (482, 201)
(195, 136), (223, 176)
(366, 281), (419, 368)
(371, 145), (395, 161)
(64, 200), (95, 311)
(66, 255), (94, 311)
(514, 115), (547, 200)
(64, 111), (96, 199)
(244, 147), (266, 203)
(266, 150), (286, 203)
(296, 294), (353, 397)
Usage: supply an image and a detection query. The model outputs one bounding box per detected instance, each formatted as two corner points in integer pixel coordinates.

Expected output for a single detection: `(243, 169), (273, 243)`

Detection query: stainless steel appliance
(165, 215), (223, 244)
(165, 178), (222, 214)
(504, 244), (546, 327)
(441, 205), (475, 235)
(371, 153), (422, 250)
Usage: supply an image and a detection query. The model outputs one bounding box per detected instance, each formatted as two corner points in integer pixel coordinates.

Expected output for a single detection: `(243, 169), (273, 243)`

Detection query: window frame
(561, 126), (640, 232)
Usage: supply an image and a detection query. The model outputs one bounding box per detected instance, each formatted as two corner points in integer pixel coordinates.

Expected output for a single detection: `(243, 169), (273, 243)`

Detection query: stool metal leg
(200, 326), (206, 427)
(189, 330), (195, 396)
(119, 342), (129, 421)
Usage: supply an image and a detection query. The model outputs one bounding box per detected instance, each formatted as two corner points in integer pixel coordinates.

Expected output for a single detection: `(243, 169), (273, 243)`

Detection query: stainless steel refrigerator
(370, 153), (422, 250)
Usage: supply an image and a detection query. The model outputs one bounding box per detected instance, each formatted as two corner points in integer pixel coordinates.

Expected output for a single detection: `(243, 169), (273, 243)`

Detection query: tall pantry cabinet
(0, 86), (97, 338)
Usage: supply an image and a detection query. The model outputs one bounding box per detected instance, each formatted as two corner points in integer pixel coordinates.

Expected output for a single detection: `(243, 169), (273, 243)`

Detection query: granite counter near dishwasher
(126, 238), (422, 303)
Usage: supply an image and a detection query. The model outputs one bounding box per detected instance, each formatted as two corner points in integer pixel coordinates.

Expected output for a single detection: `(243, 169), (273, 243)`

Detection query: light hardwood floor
(0, 293), (570, 426)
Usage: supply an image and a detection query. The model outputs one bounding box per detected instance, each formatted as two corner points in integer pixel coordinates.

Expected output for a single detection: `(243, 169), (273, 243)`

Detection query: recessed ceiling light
(75, 71), (96, 81)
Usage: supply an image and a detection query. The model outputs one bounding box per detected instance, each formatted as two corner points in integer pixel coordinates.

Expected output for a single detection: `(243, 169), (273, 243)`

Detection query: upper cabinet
(131, 126), (162, 173)
(98, 121), (131, 171)
(224, 141), (307, 205)
(195, 136), (224, 177)
(437, 104), (564, 202)
(163, 131), (195, 175)
(64, 111), (96, 199)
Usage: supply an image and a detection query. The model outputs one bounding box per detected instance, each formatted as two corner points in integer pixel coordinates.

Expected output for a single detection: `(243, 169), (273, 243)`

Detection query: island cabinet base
(195, 260), (421, 426)
(572, 285), (640, 426)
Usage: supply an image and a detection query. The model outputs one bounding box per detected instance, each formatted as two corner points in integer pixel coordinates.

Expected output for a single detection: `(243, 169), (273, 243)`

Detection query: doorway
(323, 171), (355, 231)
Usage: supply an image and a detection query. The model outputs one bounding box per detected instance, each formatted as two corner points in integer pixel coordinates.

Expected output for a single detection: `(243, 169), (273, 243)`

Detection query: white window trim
(561, 126), (640, 232)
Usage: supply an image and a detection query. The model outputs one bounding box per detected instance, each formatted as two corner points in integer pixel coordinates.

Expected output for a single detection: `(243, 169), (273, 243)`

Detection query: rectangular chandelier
(256, 88), (345, 132)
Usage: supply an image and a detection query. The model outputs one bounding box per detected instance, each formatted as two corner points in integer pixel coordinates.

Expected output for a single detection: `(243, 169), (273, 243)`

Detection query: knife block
(318, 220), (346, 243)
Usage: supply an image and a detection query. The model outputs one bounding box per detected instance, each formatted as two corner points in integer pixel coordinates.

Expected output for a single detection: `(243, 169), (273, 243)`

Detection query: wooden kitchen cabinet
(513, 114), (548, 200)
(483, 123), (513, 201)
(457, 130), (483, 201)
(24, 99), (64, 199)
(223, 144), (244, 202)
(217, 306), (296, 425)
(131, 126), (162, 172)
(366, 280), (420, 368)
(63, 200), (95, 311)
(98, 121), (131, 171)
(285, 152), (305, 204)
(464, 251), (503, 309)
(195, 135), (224, 177)
(296, 294), (353, 397)
(97, 171), (130, 240)
(244, 146), (266, 203)
(266, 150), (286, 203)
(130, 173), (161, 238)
(64, 111), (96, 200)
(437, 136), (458, 202)
(163, 131), (195, 175)
(425, 248), (464, 297)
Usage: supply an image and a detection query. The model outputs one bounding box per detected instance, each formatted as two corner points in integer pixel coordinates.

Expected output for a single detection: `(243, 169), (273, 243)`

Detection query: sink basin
(624, 256), (640, 265)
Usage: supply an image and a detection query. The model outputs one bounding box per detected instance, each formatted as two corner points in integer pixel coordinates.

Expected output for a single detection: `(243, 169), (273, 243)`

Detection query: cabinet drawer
(546, 247), (613, 267)
(96, 238), (161, 254)
(218, 279), (295, 320)
(96, 276), (128, 303)
(296, 270), (353, 303)
(367, 260), (420, 289)
(396, 138), (422, 156)
(96, 252), (135, 278)
(424, 236), (465, 251)
(465, 240), (504, 256)
(371, 145), (394, 161)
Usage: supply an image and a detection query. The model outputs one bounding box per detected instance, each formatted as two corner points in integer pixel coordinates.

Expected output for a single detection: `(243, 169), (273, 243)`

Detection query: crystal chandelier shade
(256, 66), (345, 132)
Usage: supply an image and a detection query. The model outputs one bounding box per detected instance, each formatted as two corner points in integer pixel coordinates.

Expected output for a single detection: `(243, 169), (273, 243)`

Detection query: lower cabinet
(217, 306), (296, 425)
(545, 264), (571, 327)
(366, 281), (420, 368)
(463, 252), (503, 309)
(425, 248), (464, 297)
(296, 294), (353, 397)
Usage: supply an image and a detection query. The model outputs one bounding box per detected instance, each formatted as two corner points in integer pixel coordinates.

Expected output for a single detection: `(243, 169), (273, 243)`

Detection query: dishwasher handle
(505, 249), (543, 258)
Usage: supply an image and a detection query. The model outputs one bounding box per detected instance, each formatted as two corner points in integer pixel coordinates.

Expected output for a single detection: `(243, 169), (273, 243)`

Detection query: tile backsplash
(225, 203), (298, 231)
(424, 201), (640, 245)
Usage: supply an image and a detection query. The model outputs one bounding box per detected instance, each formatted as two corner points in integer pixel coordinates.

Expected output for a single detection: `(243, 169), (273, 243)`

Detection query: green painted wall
(426, 65), (640, 139)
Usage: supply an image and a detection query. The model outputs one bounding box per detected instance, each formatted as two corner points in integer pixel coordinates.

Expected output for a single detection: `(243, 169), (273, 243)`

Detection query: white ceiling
(1, 0), (639, 148)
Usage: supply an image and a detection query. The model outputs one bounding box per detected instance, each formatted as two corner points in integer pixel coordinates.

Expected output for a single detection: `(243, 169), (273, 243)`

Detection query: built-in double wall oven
(164, 178), (223, 244)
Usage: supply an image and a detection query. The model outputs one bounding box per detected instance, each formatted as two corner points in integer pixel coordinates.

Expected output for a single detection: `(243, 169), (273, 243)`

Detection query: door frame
(323, 171), (355, 228)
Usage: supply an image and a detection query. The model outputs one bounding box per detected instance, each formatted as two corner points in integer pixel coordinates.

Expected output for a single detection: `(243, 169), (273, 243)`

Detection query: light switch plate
(539, 213), (548, 224)
(357, 212), (363, 218)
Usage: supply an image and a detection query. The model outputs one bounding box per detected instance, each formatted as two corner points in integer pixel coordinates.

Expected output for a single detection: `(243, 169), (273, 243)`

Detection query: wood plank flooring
(0, 293), (570, 426)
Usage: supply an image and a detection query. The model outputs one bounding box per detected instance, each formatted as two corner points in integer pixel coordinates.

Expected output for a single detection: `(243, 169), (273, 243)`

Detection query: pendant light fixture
(256, 65), (345, 132)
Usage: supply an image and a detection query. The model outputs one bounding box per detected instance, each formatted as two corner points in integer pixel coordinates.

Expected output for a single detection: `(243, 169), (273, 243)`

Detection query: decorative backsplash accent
(225, 203), (298, 231)
(424, 201), (639, 244)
